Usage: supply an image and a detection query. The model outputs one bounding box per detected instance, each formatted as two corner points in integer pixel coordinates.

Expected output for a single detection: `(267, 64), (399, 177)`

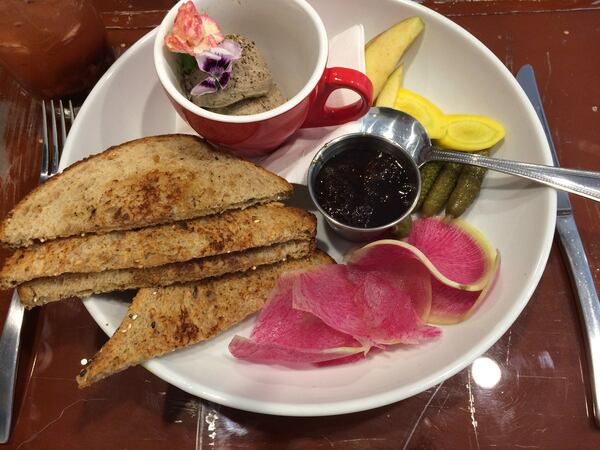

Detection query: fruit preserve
(314, 146), (419, 228)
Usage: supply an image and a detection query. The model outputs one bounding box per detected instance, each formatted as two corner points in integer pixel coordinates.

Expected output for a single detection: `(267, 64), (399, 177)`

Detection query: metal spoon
(361, 107), (600, 202)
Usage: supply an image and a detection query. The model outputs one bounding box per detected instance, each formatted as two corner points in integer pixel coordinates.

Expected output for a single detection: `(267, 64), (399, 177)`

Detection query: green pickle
(446, 150), (489, 218)
(421, 162), (462, 217)
(392, 215), (412, 239)
(416, 162), (442, 209)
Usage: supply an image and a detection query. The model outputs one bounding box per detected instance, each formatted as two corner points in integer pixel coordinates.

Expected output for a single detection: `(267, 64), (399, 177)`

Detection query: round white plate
(61, 0), (555, 416)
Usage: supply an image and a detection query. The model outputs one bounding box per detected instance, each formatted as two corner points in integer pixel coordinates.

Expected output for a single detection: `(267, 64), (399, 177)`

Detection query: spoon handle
(425, 147), (600, 202)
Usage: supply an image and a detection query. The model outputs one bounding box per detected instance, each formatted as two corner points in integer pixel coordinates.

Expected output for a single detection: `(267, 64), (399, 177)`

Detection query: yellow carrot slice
(394, 88), (447, 139)
(436, 114), (505, 151)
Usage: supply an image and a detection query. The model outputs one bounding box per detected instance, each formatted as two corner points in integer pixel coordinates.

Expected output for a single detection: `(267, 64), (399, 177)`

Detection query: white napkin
(259, 24), (366, 183)
(325, 24), (366, 108)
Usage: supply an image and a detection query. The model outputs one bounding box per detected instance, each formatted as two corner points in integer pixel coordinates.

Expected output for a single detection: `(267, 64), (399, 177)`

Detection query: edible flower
(165, 1), (224, 55)
(191, 39), (242, 95)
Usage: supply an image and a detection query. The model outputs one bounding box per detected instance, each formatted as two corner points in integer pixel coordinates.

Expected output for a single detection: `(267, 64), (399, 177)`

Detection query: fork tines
(41, 100), (76, 181)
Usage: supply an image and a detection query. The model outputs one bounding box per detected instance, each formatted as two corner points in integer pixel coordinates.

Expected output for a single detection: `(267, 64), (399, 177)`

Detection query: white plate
(61, 0), (555, 416)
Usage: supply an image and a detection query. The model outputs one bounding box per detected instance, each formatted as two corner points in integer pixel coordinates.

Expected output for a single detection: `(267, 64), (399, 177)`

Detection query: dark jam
(314, 147), (418, 228)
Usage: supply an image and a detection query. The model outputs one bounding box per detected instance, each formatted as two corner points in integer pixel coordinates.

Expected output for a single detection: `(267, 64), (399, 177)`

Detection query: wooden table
(1, 0), (599, 448)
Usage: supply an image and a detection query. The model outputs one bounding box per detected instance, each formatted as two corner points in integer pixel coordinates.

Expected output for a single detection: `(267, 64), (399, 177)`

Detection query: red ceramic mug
(154, 0), (373, 158)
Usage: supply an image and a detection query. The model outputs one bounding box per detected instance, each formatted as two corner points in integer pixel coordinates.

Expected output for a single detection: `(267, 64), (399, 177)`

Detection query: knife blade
(517, 64), (600, 427)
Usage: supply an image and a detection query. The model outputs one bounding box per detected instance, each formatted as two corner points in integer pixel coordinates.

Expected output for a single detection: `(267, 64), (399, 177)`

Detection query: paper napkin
(260, 24), (367, 183)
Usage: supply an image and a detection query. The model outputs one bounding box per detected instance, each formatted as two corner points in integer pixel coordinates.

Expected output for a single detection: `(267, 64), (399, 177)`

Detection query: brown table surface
(1, 0), (600, 448)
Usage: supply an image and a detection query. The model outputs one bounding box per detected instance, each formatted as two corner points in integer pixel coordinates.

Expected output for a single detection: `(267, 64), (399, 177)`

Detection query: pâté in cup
(165, 1), (286, 116)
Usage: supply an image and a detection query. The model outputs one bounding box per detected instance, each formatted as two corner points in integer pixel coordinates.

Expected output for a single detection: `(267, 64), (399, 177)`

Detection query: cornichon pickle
(392, 215), (412, 239)
(446, 150), (489, 218)
(421, 162), (462, 217)
(416, 162), (443, 209)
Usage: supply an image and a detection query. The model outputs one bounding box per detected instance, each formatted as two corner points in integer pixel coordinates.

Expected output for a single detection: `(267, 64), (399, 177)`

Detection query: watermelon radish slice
(293, 265), (440, 347)
(228, 274), (367, 365)
(428, 254), (501, 324)
(349, 258), (432, 322)
(229, 217), (499, 366)
(350, 218), (499, 292)
(408, 217), (497, 288)
(229, 336), (365, 364)
(250, 273), (363, 349)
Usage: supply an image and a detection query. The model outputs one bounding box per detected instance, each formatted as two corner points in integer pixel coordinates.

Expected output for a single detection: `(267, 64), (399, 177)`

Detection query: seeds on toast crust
(77, 250), (333, 388)
(0, 134), (292, 248)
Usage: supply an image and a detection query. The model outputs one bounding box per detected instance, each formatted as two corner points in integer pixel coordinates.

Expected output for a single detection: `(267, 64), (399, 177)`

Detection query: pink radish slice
(428, 281), (480, 325)
(250, 273), (363, 349)
(428, 253), (501, 324)
(229, 216), (500, 367)
(349, 217), (499, 323)
(229, 274), (366, 365)
(229, 336), (365, 364)
(350, 221), (498, 291)
(407, 217), (496, 287)
(348, 253), (432, 321)
(293, 265), (440, 347)
(316, 351), (370, 367)
(350, 242), (480, 292)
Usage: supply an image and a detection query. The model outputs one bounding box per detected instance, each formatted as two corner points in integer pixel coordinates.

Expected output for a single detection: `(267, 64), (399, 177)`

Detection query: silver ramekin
(307, 133), (421, 242)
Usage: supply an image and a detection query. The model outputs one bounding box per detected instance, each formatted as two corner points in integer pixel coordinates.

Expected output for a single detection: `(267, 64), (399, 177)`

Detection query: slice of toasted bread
(0, 204), (315, 288)
(0, 134), (292, 247)
(77, 250), (333, 388)
(18, 239), (314, 307)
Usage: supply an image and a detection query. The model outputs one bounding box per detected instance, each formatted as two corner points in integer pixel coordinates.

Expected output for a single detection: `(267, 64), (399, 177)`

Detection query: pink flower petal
(164, 1), (224, 55)
(197, 14), (224, 52)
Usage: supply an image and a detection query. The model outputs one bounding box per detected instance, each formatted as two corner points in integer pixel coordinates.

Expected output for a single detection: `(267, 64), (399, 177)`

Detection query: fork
(0, 99), (76, 444)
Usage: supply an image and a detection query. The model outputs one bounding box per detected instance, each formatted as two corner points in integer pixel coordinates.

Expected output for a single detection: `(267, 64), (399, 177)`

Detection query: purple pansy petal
(195, 52), (220, 73)
(189, 39), (242, 96)
(217, 71), (231, 87)
(214, 39), (242, 59)
(222, 58), (235, 72)
(191, 78), (218, 96)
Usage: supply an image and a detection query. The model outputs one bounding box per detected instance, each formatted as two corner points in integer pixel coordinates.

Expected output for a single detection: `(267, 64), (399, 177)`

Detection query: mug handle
(301, 67), (373, 128)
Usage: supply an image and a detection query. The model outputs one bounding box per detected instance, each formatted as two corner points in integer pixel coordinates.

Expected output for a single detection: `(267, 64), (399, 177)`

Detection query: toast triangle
(17, 239), (315, 307)
(77, 250), (333, 388)
(0, 134), (292, 247)
(0, 205), (316, 288)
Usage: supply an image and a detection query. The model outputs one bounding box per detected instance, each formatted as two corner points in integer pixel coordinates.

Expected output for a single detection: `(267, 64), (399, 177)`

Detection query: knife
(517, 64), (600, 427)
